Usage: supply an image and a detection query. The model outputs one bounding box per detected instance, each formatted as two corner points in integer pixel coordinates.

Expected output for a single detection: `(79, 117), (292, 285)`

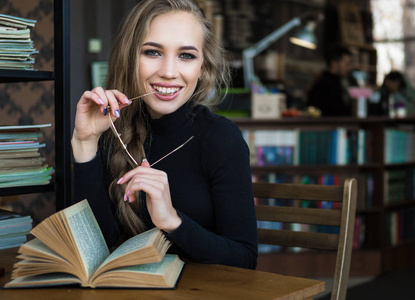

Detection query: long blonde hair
(102, 0), (231, 238)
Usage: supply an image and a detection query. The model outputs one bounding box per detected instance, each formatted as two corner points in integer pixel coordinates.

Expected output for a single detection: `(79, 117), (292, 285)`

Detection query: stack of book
(0, 13), (38, 70)
(0, 209), (32, 250)
(0, 123), (54, 188)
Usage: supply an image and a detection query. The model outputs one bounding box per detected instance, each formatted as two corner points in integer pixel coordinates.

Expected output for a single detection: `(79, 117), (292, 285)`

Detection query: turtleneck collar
(149, 101), (198, 135)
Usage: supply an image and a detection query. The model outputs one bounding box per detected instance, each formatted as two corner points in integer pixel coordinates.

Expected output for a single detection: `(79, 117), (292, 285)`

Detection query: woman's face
(139, 11), (204, 119)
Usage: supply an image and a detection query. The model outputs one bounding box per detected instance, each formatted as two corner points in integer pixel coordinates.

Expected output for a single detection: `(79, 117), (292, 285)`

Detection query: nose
(159, 55), (179, 79)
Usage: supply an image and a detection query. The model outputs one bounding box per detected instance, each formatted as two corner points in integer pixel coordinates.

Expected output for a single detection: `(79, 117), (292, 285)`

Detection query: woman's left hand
(117, 160), (182, 233)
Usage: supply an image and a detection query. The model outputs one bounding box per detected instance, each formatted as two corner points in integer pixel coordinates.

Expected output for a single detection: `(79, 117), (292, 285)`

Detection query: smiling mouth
(152, 85), (181, 96)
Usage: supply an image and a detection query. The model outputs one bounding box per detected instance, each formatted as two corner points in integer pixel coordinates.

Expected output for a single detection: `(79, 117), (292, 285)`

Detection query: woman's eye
(180, 53), (196, 60)
(144, 49), (160, 56)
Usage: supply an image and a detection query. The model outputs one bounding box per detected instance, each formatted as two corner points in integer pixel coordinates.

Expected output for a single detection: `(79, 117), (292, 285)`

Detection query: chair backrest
(253, 178), (357, 300)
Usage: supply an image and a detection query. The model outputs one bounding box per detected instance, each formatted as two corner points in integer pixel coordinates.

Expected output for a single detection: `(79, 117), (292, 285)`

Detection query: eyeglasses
(107, 92), (194, 168)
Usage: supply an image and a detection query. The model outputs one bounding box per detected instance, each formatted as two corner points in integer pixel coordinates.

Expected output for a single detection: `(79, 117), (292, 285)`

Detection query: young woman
(71, 0), (257, 269)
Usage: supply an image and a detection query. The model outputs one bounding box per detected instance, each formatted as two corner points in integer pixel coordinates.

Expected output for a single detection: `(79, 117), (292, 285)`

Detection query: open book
(4, 200), (184, 289)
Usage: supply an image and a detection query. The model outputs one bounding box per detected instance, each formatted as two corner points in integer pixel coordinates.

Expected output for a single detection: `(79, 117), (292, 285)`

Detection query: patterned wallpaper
(0, 0), (56, 225)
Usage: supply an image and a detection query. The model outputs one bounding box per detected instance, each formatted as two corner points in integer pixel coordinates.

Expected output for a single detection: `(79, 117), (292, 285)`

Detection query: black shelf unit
(0, 0), (71, 211)
(0, 184), (55, 197)
(0, 70), (54, 82)
(54, 0), (71, 211)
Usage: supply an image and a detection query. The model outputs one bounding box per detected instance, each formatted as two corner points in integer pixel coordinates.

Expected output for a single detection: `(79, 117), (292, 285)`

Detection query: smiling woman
(71, 0), (258, 270)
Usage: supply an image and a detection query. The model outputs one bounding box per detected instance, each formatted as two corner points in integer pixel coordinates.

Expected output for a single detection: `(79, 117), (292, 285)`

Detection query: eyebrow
(142, 42), (199, 52)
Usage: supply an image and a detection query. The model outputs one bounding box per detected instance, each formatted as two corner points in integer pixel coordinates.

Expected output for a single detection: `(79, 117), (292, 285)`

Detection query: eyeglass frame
(107, 91), (194, 168)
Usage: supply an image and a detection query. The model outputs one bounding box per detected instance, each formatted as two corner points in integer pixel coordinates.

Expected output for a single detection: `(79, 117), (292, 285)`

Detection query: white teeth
(153, 85), (180, 95)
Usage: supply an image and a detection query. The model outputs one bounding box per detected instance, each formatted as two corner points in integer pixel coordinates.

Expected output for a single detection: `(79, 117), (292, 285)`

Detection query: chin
(148, 104), (181, 118)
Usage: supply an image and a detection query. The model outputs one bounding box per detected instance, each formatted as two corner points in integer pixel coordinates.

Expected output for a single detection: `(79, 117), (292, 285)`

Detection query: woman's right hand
(71, 87), (130, 162)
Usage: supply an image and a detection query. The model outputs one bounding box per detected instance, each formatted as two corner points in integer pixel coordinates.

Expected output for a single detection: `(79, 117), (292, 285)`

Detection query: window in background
(371, 0), (415, 87)
(371, 0), (404, 85)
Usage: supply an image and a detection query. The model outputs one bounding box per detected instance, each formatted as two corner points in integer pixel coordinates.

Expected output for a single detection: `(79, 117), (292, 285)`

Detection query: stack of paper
(0, 123), (54, 188)
(0, 14), (38, 70)
(0, 209), (32, 250)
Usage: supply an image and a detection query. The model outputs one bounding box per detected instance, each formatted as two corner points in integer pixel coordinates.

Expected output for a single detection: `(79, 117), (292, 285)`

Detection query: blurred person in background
(306, 46), (354, 117)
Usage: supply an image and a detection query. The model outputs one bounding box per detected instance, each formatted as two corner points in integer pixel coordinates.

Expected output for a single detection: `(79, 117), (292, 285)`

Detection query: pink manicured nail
(98, 98), (105, 105)
(117, 177), (123, 184)
(124, 193), (127, 201)
(124, 98), (130, 104)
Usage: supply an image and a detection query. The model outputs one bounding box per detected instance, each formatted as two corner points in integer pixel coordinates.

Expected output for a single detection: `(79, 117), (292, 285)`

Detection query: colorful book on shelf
(0, 14), (37, 70)
(0, 123), (51, 131)
(0, 124), (53, 187)
(4, 200), (184, 289)
(0, 156), (45, 167)
(0, 59), (35, 70)
(0, 28), (30, 39)
(0, 150), (40, 159)
(0, 208), (32, 250)
(352, 215), (366, 250)
(385, 208), (415, 246)
(0, 142), (45, 151)
(0, 166), (53, 187)
(243, 129), (298, 166)
(384, 128), (415, 164)
(0, 14), (36, 29)
(243, 127), (375, 166)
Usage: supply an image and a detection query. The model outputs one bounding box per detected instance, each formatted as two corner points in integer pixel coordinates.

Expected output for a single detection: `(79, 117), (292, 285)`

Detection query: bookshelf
(0, 0), (71, 211)
(234, 116), (415, 276)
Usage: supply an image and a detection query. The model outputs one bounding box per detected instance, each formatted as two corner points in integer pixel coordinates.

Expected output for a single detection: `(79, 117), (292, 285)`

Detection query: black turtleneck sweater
(72, 102), (258, 269)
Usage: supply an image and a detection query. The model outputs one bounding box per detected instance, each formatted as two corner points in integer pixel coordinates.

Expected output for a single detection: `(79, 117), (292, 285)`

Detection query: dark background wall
(69, 0), (139, 131)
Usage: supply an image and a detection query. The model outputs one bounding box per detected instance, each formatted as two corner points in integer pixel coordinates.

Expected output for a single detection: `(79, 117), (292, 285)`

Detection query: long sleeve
(149, 110), (258, 269)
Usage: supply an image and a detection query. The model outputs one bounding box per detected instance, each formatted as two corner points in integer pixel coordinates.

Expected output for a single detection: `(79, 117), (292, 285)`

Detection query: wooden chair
(254, 178), (357, 300)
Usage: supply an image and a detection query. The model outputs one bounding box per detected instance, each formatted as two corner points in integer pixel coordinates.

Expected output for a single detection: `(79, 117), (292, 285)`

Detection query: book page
(20, 238), (62, 259)
(114, 254), (178, 274)
(91, 228), (163, 278)
(63, 200), (109, 279)
(90, 254), (184, 288)
(5, 273), (80, 288)
(101, 227), (159, 265)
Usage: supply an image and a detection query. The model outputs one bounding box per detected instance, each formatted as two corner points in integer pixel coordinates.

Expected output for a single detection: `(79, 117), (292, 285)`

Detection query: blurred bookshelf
(234, 116), (415, 276)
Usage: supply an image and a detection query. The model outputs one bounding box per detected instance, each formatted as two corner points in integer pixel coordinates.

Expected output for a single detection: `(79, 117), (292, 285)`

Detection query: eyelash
(180, 53), (196, 60)
(143, 49), (196, 60)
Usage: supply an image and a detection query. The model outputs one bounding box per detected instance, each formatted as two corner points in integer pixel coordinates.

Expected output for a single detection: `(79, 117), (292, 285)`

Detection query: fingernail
(124, 98), (130, 104)
(98, 98), (105, 105)
(124, 193), (127, 201)
(117, 177), (123, 184)
(115, 109), (120, 118)
(142, 158), (148, 162)
(103, 107), (108, 116)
